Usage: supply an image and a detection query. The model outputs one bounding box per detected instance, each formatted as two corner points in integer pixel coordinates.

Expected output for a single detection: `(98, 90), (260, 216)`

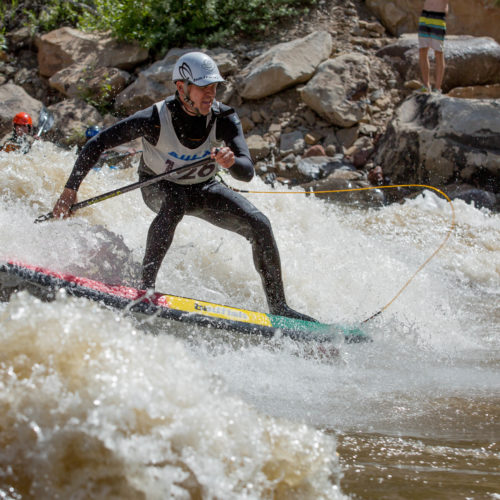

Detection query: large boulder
(377, 35), (500, 93)
(36, 27), (149, 78)
(374, 93), (500, 192)
(237, 31), (332, 100)
(299, 53), (371, 128)
(365, 0), (500, 44)
(49, 62), (130, 100)
(448, 84), (500, 99)
(45, 99), (103, 147)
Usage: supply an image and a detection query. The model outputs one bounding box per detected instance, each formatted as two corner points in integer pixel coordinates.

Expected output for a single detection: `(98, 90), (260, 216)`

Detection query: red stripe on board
(5, 259), (163, 304)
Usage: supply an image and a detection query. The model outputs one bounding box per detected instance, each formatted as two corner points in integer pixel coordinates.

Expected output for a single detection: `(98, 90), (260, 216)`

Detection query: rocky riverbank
(1, 0), (499, 210)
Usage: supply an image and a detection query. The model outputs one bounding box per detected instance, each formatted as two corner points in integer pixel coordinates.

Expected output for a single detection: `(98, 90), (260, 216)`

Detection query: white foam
(1, 141), (499, 496)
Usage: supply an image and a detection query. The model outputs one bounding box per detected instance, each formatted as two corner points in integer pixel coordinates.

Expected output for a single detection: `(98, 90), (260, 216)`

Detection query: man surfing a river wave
(52, 52), (316, 322)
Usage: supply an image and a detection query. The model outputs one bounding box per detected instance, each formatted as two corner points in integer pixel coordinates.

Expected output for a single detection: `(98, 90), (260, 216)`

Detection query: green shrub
(0, 0), (18, 37)
(78, 0), (316, 56)
(1, 0), (93, 38)
(1, 0), (316, 57)
(24, 0), (91, 33)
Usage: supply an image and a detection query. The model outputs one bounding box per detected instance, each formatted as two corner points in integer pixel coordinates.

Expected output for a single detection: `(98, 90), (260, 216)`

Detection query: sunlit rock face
(374, 93), (500, 194)
(365, 0), (500, 44)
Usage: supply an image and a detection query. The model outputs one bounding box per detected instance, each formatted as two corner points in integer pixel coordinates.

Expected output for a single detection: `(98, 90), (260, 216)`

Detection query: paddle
(34, 156), (216, 223)
(35, 106), (55, 138)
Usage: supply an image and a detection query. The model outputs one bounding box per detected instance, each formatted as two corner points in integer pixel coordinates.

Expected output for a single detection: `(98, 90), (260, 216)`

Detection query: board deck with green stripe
(0, 260), (370, 344)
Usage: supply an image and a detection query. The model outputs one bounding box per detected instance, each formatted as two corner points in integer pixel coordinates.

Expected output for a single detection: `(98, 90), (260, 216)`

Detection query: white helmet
(172, 52), (224, 87)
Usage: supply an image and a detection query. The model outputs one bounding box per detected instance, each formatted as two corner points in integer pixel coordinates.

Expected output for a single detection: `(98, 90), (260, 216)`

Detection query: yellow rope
(228, 182), (456, 324)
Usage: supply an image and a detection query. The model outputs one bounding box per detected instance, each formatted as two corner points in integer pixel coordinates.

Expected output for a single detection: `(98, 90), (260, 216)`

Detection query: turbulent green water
(1, 142), (498, 499)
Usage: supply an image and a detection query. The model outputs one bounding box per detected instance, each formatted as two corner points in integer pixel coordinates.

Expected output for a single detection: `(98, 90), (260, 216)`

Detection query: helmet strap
(182, 82), (203, 117)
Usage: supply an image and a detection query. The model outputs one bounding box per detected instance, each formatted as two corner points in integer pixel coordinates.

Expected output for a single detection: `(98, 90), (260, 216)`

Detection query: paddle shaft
(35, 156), (216, 223)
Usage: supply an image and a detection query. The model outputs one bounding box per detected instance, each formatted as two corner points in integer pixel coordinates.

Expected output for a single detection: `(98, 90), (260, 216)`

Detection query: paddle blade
(34, 212), (55, 224)
(36, 106), (55, 137)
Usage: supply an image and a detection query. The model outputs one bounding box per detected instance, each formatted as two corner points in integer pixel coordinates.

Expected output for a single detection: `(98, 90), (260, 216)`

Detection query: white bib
(141, 99), (219, 184)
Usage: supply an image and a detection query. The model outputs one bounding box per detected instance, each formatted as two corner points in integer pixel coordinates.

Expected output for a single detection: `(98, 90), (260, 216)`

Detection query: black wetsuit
(0, 132), (33, 154)
(65, 95), (315, 321)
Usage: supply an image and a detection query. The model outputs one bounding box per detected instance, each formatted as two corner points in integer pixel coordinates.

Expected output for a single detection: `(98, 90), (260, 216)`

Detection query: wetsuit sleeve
(65, 106), (161, 191)
(216, 110), (254, 182)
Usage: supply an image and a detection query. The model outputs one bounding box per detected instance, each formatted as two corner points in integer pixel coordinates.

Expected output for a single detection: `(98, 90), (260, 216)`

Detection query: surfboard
(0, 260), (370, 344)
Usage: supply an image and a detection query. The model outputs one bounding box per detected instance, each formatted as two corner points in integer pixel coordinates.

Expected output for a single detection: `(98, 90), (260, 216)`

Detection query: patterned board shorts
(418, 9), (446, 52)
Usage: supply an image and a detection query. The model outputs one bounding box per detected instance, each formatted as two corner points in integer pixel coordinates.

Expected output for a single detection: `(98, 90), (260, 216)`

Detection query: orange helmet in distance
(13, 112), (33, 127)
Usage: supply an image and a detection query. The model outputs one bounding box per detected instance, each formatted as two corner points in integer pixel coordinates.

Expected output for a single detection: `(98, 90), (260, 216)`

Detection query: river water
(1, 141), (499, 499)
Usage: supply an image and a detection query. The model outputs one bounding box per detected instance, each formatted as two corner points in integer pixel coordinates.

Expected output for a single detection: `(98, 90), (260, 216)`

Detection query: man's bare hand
(212, 146), (235, 169)
(52, 188), (77, 219)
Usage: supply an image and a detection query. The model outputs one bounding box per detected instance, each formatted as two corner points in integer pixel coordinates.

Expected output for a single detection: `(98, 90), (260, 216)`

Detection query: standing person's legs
(140, 179), (187, 289)
(434, 50), (445, 91)
(418, 9), (432, 91)
(418, 9), (446, 93)
(419, 47), (431, 91)
(194, 181), (316, 321)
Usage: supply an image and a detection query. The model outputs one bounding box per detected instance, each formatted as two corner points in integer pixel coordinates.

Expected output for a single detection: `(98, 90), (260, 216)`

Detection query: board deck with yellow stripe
(0, 260), (369, 344)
